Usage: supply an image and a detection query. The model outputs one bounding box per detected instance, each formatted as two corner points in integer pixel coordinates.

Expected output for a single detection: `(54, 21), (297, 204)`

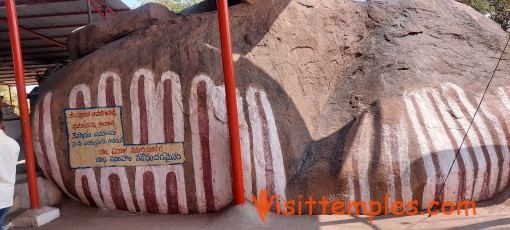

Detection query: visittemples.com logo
(252, 190), (476, 223)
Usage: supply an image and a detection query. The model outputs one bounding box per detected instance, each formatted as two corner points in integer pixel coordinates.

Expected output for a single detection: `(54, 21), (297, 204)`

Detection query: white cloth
(0, 130), (20, 209)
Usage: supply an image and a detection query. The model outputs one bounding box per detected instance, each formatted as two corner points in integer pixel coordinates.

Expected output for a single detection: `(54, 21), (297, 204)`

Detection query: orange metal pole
(5, 0), (40, 209)
(95, 0), (117, 15)
(217, 0), (245, 204)
(89, 0), (107, 20)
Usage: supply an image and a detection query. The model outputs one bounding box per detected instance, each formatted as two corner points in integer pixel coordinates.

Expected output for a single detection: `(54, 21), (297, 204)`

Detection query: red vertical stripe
(76, 91), (85, 108)
(38, 100), (54, 182)
(255, 93), (275, 200)
(163, 79), (175, 143)
(109, 173), (128, 210)
(138, 76), (149, 144)
(143, 171), (159, 213)
(81, 175), (97, 207)
(197, 81), (215, 212)
(106, 76), (116, 106)
(166, 172), (179, 214)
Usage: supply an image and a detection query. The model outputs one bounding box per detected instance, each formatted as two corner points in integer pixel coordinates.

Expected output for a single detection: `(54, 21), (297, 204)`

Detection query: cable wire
(411, 33), (510, 226)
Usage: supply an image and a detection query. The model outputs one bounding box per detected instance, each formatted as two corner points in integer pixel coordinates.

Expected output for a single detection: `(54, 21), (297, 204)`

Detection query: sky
(26, 85), (36, 93)
(123, 0), (140, 9)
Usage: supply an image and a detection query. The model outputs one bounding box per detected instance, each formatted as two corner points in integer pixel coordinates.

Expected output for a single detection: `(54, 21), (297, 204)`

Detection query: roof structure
(0, 0), (130, 86)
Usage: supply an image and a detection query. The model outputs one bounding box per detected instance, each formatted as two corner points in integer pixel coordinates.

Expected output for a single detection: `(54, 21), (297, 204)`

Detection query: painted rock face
(32, 0), (510, 214)
(34, 69), (285, 214)
(32, 71), (510, 214)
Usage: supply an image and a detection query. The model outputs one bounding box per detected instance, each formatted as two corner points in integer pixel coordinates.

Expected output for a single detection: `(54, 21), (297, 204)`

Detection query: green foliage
(0, 86), (19, 115)
(457, 0), (510, 31)
(491, 0), (510, 31)
(137, 0), (204, 12)
(459, 0), (492, 12)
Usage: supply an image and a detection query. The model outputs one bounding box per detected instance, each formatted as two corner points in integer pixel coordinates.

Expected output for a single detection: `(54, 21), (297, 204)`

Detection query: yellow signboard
(65, 106), (184, 168)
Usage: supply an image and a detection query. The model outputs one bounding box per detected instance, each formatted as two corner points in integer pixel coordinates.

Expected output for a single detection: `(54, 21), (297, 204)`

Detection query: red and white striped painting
(32, 69), (286, 214)
(246, 86), (287, 207)
(190, 76), (233, 213)
(130, 69), (187, 214)
(342, 82), (510, 213)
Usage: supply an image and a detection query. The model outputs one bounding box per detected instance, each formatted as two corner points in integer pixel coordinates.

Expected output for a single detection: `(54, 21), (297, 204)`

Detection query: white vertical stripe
(497, 87), (510, 112)
(403, 93), (436, 209)
(129, 69), (142, 144)
(210, 84), (233, 210)
(235, 89), (252, 201)
(347, 171), (355, 213)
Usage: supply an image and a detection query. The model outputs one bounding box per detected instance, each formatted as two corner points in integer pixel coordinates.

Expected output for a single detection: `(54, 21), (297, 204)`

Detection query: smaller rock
(67, 3), (176, 60)
(11, 206), (60, 228)
(14, 177), (62, 209)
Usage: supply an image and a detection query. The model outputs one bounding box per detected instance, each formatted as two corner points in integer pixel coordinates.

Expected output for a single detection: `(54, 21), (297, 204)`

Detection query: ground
(5, 187), (510, 230)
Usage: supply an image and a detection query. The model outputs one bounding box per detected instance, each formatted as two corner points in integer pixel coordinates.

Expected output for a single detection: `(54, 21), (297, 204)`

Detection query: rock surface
(34, 0), (510, 214)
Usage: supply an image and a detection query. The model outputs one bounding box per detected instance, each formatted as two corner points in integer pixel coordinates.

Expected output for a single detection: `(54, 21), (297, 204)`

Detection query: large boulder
(34, 0), (510, 214)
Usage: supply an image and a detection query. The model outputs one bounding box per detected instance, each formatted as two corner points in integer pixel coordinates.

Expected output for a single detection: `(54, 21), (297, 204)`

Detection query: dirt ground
(5, 187), (510, 230)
